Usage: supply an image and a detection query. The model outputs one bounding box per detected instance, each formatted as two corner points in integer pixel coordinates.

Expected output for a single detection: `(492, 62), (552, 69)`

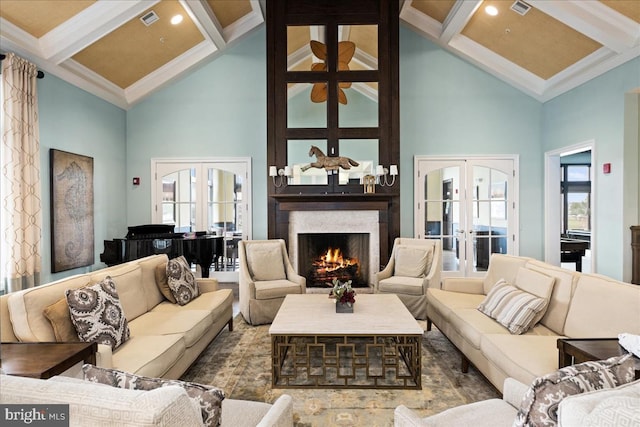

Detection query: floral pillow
(65, 276), (130, 350)
(82, 364), (224, 427)
(167, 256), (200, 305)
(514, 354), (635, 427)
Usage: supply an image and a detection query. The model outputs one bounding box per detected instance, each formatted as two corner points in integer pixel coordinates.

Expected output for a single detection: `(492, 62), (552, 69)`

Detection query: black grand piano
(100, 224), (223, 278)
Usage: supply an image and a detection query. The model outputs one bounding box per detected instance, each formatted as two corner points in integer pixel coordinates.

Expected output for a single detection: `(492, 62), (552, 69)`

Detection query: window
(561, 164), (591, 233)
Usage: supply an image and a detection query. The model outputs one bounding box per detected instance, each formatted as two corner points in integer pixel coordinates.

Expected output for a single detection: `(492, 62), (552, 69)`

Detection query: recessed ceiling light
(485, 5), (499, 16)
(171, 14), (183, 25)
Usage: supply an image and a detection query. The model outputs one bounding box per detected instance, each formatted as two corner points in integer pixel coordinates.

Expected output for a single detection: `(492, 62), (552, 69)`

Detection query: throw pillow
(477, 279), (548, 334)
(513, 267), (556, 326)
(394, 245), (432, 278)
(166, 256), (199, 305)
(155, 261), (177, 303)
(82, 364), (224, 427)
(66, 277), (130, 349)
(514, 354), (635, 427)
(43, 297), (80, 342)
(245, 241), (287, 281)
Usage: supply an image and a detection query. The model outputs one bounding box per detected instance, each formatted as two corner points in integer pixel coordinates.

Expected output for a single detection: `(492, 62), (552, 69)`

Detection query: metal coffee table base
(271, 334), (421, 389)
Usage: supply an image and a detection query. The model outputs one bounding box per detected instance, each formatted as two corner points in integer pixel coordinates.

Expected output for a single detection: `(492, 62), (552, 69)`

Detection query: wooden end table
(1, 342), (97, 379)
(557, 338), (640, 379)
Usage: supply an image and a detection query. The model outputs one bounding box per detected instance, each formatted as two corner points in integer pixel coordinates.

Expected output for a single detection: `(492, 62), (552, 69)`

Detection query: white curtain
(1, 53), (42, 293)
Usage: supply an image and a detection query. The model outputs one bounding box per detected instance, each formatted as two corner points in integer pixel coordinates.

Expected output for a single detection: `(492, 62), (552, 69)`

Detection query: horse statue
(300, 145), (359, 172)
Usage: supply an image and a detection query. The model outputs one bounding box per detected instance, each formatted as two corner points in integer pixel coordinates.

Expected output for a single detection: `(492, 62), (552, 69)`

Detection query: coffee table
(0, 342), (97, 379)
(269, 294), (423, 389)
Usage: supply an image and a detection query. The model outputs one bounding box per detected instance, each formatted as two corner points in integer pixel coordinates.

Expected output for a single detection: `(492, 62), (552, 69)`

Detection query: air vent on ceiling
(511, 0), (531, 16)
(140, 11), (159, 26)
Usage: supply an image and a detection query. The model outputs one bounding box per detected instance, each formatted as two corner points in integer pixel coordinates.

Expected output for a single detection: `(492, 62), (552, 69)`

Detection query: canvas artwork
(50, 149), (94, 272)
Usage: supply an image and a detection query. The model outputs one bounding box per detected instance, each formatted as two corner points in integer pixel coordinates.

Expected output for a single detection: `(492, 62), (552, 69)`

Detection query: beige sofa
(426, 254), (640, 393)
(0, 254), (233, 379)
(0, 373), (293, 427)
(395, 377), (640, 427)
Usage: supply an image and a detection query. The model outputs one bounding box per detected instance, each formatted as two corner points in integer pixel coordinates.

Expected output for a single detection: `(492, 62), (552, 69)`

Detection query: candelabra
(376, 164), (398, 186)
(269, 165), (292, 187)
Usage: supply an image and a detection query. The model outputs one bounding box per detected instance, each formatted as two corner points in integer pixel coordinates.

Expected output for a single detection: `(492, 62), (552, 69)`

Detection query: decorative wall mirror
(267, 0), (400, 241)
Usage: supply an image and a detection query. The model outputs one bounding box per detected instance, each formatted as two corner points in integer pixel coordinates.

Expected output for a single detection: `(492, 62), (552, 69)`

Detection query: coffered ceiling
(0, 1), (638, 109)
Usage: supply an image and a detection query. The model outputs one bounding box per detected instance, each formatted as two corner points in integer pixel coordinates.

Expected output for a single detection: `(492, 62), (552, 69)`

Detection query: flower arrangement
(329, 279), (356, 307)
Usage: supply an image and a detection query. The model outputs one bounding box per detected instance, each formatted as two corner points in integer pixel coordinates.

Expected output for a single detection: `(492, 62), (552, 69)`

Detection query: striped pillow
(478, 279), (548, 334)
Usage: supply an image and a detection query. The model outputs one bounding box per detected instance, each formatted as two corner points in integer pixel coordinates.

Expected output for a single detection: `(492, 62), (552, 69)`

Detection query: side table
(557, 338), (640, 379)
(0, 342), (97, 379)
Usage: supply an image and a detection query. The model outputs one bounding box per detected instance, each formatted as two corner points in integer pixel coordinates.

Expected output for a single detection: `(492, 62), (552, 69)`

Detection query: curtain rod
(0, 53), (45, 79)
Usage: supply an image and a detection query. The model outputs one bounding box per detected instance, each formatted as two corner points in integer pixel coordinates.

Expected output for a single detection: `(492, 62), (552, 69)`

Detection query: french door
(152, 158), (251, 282)
(415, 157), (518, 278)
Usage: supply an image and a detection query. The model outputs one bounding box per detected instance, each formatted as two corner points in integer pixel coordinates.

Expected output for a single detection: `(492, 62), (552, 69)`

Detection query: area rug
(181, 315), (500, 426)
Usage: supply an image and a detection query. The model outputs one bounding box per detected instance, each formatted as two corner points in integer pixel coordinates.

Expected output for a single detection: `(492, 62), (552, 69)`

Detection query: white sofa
(426, 254), (640, 392)
(395, 377), (640, 427)
(0, 373), (293, 427)
(0, 254), (234, 379)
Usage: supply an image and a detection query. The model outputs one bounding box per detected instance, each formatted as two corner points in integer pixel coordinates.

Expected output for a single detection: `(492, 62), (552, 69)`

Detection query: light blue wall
(542, 57), (640, 279)
(33, 24), (638, 283)
(399, 27), (543, 258)
(127, 26), (545, 258)
(126, 28), (267, 237)
(37, 74), (126, 283)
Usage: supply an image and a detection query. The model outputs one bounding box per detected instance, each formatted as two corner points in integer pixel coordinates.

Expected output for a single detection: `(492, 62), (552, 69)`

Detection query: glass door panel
(157, 165), (197, 233)
(472, 166), (509, 272)
(154, 159), (251, 282)
(419, 162), (466, 275)
(206, 166), (244, 273)
(417, 157), (516, 278)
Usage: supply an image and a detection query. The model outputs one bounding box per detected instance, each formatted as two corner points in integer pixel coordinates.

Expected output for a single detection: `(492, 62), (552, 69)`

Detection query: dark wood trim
(266, 0), (400, 261)
(632, 225), (640, 285)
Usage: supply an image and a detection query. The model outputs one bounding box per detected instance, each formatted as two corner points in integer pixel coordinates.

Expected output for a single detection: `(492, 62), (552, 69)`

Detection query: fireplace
(298, 233), (369, 287)
(287, 210), (380, 287)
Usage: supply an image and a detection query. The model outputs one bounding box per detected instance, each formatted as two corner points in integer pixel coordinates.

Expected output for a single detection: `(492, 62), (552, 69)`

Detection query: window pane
(567, 166), (589, 181)
(337, 139), (377, 184)
(161, 168), (195, 233)
(287, 83), (327, 128)
(567, 192), (590, 230)
(287, 25), (325, 72)
(287, 140), (329, 185)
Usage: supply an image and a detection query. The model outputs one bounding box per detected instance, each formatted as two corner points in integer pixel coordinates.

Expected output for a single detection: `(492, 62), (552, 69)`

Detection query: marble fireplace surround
(270, 193), (396, 288)
(289, 210), (380, 286)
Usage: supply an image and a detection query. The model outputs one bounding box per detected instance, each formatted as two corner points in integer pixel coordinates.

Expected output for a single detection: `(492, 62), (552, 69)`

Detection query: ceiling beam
(41, 0), (161, 64)
(528, 0), (639, 53)
(183, 0), (226, 49)
(440, 0), (482, 44)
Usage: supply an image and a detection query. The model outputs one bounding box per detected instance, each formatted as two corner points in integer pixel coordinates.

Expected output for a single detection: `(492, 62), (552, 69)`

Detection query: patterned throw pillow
(477, 279), (548, 334)
(514, 354), (635, 427)
(82, 364), (224, 427)
(65, 277), (130, 349)
(167, 256), (200, 305)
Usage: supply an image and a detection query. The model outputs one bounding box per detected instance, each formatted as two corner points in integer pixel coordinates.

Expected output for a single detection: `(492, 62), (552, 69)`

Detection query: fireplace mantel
(272, 193), (392, 211)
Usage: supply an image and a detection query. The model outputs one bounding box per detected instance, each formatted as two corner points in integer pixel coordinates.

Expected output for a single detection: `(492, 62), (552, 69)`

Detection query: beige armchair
(238, 239), (306, 325)
(374, 238), (442, 319)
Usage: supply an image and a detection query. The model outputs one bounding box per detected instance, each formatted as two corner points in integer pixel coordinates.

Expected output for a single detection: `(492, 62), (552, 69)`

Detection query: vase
(336, 301), (354, 313)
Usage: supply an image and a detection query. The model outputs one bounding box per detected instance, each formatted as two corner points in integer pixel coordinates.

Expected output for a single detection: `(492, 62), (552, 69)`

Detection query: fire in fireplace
(298, 233), (369, 287)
